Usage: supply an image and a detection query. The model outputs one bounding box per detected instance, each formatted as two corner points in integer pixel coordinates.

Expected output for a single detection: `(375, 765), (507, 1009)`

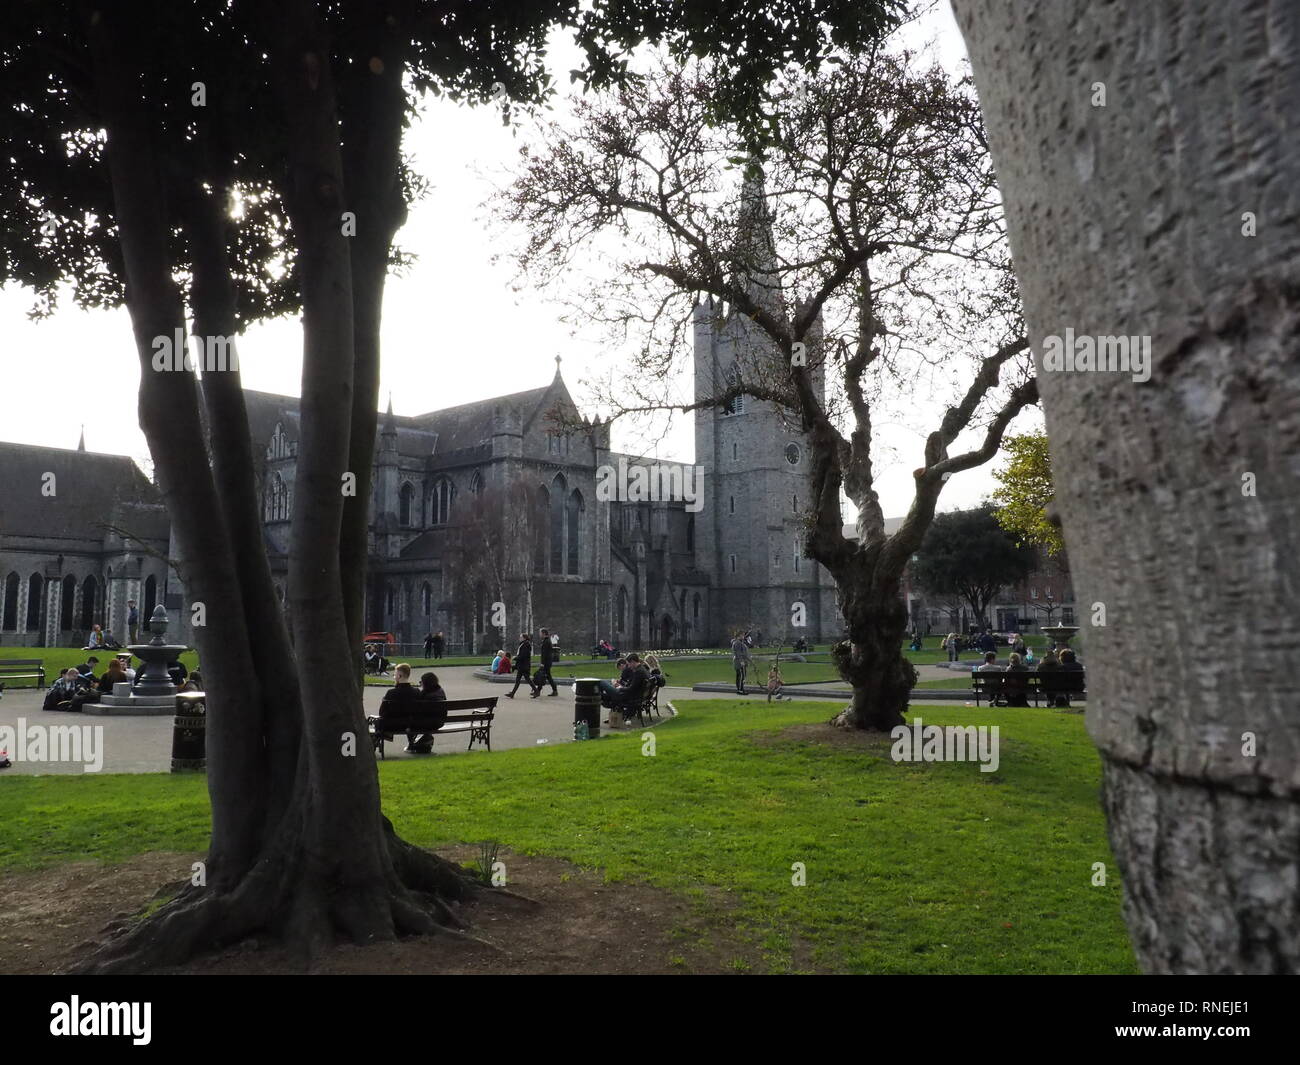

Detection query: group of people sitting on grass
(974, 647), (1083, 707)
(362, 643), (393, 676)
(377, 664), (447, 754)
(42, 656), (201, 712)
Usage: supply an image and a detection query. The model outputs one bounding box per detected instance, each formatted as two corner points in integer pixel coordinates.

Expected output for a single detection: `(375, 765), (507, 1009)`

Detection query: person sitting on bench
(597, 657), (632, 707)
(1002, 652), (1030, 707)
(406, 671), (449, 753)
(975, 651), (1001, 672)
(601, 653), (649, 712)
(378, 664), (438, 754)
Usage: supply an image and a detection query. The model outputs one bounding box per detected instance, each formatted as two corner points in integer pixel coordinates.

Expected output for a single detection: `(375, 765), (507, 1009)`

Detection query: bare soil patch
(0, 846), (763, 975)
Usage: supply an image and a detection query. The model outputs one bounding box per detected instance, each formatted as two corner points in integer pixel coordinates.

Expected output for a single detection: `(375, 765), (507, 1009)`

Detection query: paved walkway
(0, 665), (691, 776)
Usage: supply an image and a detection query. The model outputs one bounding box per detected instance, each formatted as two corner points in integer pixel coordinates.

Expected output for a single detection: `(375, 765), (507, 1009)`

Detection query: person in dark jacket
(406, 671), (449, 753)
(423, 632), (435, 659)
(531, 627), (559, 698)
(432, 631), (445, 660)
(504, 634), (533, 698)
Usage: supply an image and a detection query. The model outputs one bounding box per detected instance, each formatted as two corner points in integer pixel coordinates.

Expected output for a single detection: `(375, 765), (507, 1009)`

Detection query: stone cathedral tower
(692, 166), (840, 644)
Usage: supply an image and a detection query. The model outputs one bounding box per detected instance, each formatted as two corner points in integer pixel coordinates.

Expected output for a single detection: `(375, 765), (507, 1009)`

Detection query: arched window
(26, 573), (42, 631)
(692, 593), (700, 623)
(429, 478), (454, 525)
(722, 364), (745, 415)
(566, 489), (583, 574)
(143, 575), (158, 619)
(421, 582), (432, 615)
(2, 572), (18, 631)
(81, 575), (97, 629)
(264, 472), (289, 521)
(533, 485), (550, 572)
(616, 586), (628, 633)
(470, 470), (483, 495)
(550, 474), (567, 573)
(60, 574), (76, 631)
(399, 482), (415, 526)
(385, 585), (395, 617)
(686, 515), (695, 553)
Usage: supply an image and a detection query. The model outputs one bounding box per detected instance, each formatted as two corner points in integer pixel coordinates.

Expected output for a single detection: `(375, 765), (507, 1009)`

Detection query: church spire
(733, 160), (785, 323)
(554, 353), (563, 381)
(77, 425), (86, 452)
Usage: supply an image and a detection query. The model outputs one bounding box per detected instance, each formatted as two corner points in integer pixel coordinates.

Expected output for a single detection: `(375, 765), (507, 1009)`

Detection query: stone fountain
(1041, 623), (1080, 651)
(87, 604), (190, 716)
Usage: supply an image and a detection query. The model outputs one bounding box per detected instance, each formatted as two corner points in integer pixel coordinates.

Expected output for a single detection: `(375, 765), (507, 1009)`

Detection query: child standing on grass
(767, 664), (789, 702)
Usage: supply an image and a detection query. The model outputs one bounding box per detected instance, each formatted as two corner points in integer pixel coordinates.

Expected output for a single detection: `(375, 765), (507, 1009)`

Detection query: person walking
(731, 632), (751, 695)
(531, 626), (559, 698)
(423, 632), (434, 659)
(432, 631), (445, 660)
(504, 633), (533, 698)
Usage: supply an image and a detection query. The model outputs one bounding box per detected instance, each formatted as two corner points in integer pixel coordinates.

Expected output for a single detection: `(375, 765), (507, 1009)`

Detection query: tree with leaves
(0, 0), (902, 970)
(911, 505), (1035, 630)
(990, 432), (1063, 556)
(952, 0), (1300, 971)
(499, 45), (1036, 730)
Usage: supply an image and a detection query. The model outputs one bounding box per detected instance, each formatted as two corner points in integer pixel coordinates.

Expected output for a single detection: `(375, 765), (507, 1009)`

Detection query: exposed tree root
(66, 823), (494, 974)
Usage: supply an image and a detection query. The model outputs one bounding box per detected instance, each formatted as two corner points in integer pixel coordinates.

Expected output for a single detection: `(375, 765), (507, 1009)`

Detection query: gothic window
(385, 585), (395, 616)
(268, 422), (294, 460)
(729, 496), (735, 514)
(399, 482), (415, 527)
(785, 443), (801, 465)
(470, 470), (483, 495)
(566, 489), (583, 574)
(60, 574), (76, 630)
(26, 573), (42, 630)
(616, 587), (628, 632)
(729, 554), (737, 574)
(722, 364), (745, 416)
(550, 474), (567, 573)
(81, 575), (97, 629)
(692, 593), (700, 623)
(686, 515), (695, 553)
(144, 574), (157, 618)
(534, 485), (550, 572)
(1062, 607), (1076, 625)
(2, 572), (18, 631)
(264, 473), (290, 521)
(430, 478), (454, 525)
(792, 494), (798, 513)
(421, 582), (433, 615)
(732, 442), (738, 461)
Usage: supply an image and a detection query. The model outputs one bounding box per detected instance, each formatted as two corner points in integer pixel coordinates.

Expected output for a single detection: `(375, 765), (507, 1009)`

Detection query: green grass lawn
(0, 645), (200, 682)
(0, 698), (1135, 974)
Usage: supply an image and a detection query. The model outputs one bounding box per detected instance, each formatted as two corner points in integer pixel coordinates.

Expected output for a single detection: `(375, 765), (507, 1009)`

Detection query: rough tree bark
(76, 2), (478, 973)
(952, 0), (1300, 972)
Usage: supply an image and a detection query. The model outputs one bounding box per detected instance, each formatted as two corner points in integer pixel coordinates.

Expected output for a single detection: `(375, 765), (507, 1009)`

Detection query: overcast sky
(0, 0), (1039, 520)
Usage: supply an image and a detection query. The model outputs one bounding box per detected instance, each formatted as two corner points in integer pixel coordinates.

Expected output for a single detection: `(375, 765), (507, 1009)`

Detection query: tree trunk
(829, 565), (916, 731)
(952, 0), (1300, 971)
(73, 3), (479, 973)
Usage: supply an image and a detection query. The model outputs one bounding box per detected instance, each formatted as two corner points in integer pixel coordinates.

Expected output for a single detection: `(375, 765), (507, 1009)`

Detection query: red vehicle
(362, 631), (397, 648)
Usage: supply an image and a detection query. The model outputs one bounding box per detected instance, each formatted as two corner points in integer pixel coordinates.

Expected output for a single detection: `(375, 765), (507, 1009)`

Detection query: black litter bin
(572, 677), (601, 738)
(172, 691), (207, 772)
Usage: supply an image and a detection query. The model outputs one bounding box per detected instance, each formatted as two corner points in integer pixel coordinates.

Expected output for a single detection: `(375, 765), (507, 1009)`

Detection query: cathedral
(0, 179), (843, 654)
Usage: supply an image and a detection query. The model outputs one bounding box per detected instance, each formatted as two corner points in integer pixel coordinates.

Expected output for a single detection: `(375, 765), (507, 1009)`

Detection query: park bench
(0, 659), (46, 690)
(970, 669), (1086, 708)
(367, 696), (496, 758)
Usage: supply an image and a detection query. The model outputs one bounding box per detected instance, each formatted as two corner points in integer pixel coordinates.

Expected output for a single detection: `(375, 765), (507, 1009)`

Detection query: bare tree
(498, 49), (1036, 730)
(454, 479), (547, 646)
